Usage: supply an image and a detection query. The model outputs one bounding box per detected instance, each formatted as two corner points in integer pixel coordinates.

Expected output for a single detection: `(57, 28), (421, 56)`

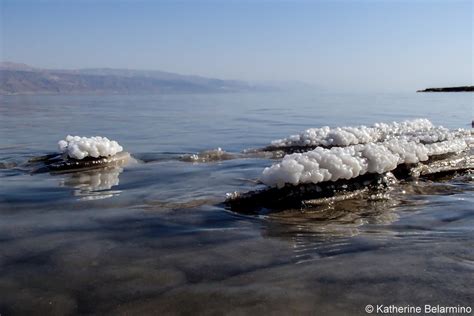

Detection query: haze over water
(0, 91), (472, 314)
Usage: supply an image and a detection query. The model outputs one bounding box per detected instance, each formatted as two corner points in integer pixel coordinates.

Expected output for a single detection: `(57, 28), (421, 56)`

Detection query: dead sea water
(0, 92), (473, 315)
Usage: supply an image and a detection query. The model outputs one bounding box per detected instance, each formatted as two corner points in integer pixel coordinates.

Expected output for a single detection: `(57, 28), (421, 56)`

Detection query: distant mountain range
(0, 62), (279, 95)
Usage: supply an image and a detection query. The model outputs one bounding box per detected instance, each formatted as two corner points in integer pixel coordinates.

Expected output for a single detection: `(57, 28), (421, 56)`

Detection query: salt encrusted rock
(261, 138), (468, 188)
(58, 135), (123, 160)
(266, 119), (469, 151)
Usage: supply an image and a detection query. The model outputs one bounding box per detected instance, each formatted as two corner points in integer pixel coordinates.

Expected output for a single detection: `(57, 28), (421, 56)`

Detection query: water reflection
(260, 195), (401, 263)
(58, 166), (123, 200)
(258, 176), (472, 263)
(264, 198), (401, 236)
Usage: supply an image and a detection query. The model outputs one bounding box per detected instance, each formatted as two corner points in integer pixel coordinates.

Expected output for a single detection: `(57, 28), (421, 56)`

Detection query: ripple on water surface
(0, 93), (473, 315)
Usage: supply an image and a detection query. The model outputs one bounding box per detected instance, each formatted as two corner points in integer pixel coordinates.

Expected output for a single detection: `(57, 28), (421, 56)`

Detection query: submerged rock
(180, 148), (237, 162)
(30, 151), (132, 173)
(226, 150), (473, 214)
(226, 172), (391, 214)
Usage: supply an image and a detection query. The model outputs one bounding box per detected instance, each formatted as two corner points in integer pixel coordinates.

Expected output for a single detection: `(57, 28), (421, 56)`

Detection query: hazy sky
(1, 0), (472, 91)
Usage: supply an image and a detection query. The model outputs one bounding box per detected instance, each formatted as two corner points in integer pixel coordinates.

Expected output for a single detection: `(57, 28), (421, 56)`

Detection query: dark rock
(417, 86), (474, 92)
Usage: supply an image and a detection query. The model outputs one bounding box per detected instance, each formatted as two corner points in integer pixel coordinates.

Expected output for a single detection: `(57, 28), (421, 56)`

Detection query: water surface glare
(0, 92), (473, 315)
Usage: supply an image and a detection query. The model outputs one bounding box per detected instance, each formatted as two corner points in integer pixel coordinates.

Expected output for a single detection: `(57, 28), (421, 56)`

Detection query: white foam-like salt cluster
(269, 119), (457, 148)
(261, 137), (469, 188)
(58, 135), (123, 160)
(182, 148), (235, 162)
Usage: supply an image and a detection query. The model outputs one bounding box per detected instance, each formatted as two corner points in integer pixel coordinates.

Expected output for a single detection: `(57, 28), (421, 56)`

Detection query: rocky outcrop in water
(417, 86), (473, 92)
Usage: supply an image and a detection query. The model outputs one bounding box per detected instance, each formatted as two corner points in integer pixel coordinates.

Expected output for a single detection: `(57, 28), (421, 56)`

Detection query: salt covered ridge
(58, 135), (123, 160)
(269, 119), (467, 148)
(261, 137), (469, 188)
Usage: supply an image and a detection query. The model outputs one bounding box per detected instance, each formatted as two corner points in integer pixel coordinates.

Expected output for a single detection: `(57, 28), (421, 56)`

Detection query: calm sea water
(0, 92), (472, 315)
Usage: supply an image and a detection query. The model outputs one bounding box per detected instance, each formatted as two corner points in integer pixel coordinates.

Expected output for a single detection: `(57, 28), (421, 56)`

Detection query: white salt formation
(261, 137), (469, 188)
(58, 135), (123, 160)
(182, 148), (236, 162)
(269, 119), (462, 148)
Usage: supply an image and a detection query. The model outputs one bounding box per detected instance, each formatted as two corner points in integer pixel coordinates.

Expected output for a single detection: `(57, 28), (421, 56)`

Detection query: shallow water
(0, 92), (473, 315)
